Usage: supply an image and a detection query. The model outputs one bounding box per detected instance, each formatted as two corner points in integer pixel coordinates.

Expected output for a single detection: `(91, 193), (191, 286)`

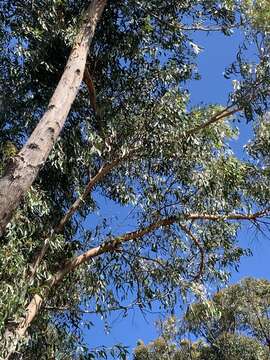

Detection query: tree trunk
(0, 0), (107, 237)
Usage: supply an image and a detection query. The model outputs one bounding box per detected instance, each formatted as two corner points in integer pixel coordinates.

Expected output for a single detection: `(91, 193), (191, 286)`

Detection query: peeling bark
(0, 0), (107, 237)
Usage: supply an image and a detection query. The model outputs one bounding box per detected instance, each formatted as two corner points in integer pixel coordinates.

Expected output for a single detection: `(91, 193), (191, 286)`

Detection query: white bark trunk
(0, 0), (107, 237)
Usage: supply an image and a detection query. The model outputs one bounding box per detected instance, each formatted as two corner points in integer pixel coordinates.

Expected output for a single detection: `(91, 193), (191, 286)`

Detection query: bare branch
(50, 207), (270, 286)
(83, 66), (97, 114)
(29, 206), (270, 281)
(50, 217), (177, 286)
(178, 223), (204, 281)
(185, 74), (268, 137)
(55, 159), (123, 234)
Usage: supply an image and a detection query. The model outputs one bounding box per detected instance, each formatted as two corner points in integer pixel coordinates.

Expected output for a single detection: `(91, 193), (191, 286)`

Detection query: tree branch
(29, 155), (127, 281)
(179, 24), (240, 32)
(185, 74), (267, 137)
(54, 159), (123, 234)
(185, 105), (241, 137)
(44, 300), (142, 315)
(83, 66), (97, 114)
(47, 208), (270, 285)
(10, 205), (270, 345)
(178, 223), (204, 281)
(185, 208), (270, 221)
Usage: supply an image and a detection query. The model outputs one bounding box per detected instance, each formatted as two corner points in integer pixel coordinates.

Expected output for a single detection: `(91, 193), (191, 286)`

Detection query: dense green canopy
(134, 278), (270, 360)
(0, 0), (270, 358)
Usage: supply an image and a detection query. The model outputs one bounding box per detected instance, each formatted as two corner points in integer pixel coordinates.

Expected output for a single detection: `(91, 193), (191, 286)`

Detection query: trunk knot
(28, 143), (40, 150)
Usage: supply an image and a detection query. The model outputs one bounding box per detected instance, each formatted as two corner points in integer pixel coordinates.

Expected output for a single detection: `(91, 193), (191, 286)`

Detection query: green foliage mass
(0, 0), (270, 358)
(133, 278), (270, 360)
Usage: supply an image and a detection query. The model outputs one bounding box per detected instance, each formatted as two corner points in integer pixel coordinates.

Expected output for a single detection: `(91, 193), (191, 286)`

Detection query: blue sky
(83, 29), (270, 358)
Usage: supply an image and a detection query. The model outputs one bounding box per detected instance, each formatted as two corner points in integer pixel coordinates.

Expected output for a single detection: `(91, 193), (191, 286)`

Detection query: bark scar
(28, 143), (40, 150)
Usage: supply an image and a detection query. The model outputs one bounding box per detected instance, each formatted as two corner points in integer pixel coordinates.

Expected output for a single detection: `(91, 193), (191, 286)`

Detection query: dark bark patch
(28, 143), (40, 150)
(47, 127), (55, 141)
(47, 127), (55, 134)
(2, 158), (19, 178)
(75, 69), (81, 75)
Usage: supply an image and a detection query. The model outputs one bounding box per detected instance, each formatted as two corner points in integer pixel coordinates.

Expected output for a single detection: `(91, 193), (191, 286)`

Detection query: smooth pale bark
(0, 0), (107, 237)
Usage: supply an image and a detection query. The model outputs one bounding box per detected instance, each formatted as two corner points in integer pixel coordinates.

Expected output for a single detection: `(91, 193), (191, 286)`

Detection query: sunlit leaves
(1, 0), (270, 358)
(134, 278), (270, 360)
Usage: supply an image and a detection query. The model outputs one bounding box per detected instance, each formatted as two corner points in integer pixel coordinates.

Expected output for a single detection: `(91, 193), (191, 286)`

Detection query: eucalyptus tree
(0, 0), (107, 236)
(133, 278), (270, 360)
(1, 0), (270, 359)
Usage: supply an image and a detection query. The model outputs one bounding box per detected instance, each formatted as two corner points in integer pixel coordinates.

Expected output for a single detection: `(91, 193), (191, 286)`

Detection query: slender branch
(135, 2), (240, 34)
(44, 300), (142, 315)
(179, 24), (240, 32)
(178, 223), (204, 281)
(35, 205), (270, 285)
(29, 203), (270, 282)
(55, 159), (123, 233)
(83, 66), (97, 114)
(50, 216), (177, 286)
(10, 205), (270, 344)
(39, 207), (270, 283)
(186, 105), (241, 137)
(29, 156), (126, 280)
(186, 74), (268, 137)
(185, 208), (270, 221)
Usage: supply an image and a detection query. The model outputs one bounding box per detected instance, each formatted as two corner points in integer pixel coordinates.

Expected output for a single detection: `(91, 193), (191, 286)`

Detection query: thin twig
(185, 208), (270, 221)
(179, 223), (204, 281)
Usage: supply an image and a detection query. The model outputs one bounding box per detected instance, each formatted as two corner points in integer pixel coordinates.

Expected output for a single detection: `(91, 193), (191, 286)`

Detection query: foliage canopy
(134, 278), (270, 360)
(0, 0), (270, 358)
